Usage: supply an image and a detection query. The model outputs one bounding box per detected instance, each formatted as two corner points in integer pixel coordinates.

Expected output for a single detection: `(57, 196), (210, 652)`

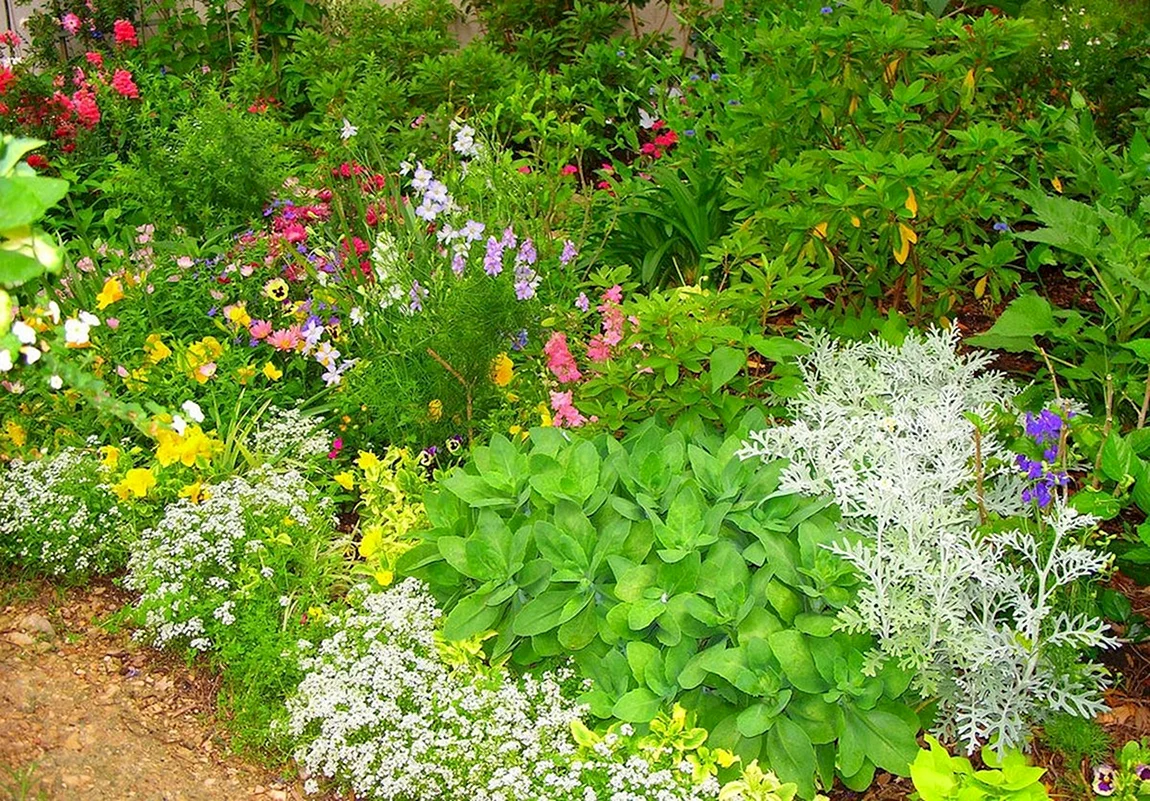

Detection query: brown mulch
(0, 578), (305, 801)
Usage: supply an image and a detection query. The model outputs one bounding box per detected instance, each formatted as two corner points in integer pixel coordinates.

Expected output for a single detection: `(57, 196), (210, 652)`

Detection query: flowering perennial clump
(285, 579), (721, 801)
(0, 448), (127, 575)
(125, 468), (332, 651)
(737, 327), (1116, 753)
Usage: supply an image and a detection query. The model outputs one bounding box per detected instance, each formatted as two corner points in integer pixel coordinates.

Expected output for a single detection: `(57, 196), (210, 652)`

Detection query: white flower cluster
(0, 448), (126, 575)
(286, 579), (719, 801)
(249, 407), (332, 462)
(737, 327), (1116, 754)
(125, 468), (327, 650)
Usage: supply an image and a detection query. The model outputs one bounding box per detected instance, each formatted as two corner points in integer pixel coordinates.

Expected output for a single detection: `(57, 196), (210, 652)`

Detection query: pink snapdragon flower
(550, 391), (586, 428)
(543, 332), (581, 383)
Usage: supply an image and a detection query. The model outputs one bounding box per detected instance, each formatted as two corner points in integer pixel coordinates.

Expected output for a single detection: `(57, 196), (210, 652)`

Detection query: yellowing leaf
(884, 57), (901, 84)
(974, 275), (988, 299)
(850, 215), (861, 228)
(893, 231), (911, 265)
(848, 95), (859, 116)
(899, 223), (918, 245)
(812, 222), (829, 240)
(1052, 176), (1063, 194)
(905, 187), (918, 218)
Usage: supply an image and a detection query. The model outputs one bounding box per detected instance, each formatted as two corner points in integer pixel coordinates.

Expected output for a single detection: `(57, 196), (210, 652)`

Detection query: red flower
(85, 51), (103, 68)
(112, 19), (138, 47)
(26, 154), (48, 169)
(0, 67), (14, 94)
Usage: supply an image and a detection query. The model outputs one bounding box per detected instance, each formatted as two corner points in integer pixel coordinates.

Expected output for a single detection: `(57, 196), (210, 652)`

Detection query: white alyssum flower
(0, 448), (126, 575)
(284, 580), (719, 801)
(248, 407), (332, 462)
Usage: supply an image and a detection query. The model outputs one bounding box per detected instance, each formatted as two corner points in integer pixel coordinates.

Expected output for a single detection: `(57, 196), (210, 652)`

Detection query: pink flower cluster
(111, 69), (138, 99)
(587, 285), (624, 363)
(113, 19), (138, 47)
(544, 332), (581, 383)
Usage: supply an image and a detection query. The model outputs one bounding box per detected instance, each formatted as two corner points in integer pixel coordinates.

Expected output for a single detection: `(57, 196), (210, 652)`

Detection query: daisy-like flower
(340, 118), (358, 141)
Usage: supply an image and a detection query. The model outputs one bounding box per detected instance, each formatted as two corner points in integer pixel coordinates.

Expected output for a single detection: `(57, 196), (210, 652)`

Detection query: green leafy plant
(910, 735), (1050, 801)
(0, 136), (67, 337)
(398, 414), (920, 798)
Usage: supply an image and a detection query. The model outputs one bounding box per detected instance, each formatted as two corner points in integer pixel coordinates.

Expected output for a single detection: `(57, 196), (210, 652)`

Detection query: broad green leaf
(966, 293), (1054, 352)
(443, 593), (503, 641)
(710, 345), (746, 392)
(841, 702), (919, 776)
(765, 717), (816, 799)
(612, 687), (662, 722)
(768, 630), (828, 694)
(513, 590), (579, 636)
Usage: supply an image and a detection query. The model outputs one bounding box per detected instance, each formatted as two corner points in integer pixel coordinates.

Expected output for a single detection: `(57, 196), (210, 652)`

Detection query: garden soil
(0, 579), (306, 801)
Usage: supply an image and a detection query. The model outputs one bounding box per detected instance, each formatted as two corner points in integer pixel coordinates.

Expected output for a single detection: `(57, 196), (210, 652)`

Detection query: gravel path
(0, 580), (305, 801)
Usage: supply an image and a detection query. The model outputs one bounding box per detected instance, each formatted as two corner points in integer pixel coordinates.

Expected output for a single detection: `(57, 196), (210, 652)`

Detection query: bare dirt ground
(0, 578), (304, 801)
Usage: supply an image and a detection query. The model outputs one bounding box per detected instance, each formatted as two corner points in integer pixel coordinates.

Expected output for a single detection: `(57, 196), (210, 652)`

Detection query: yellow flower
(356, 450), (381, 471)
(113, 468), (156, 500)
(95, 276), (125, 310)
(262, 361), (283, 381)
(334, 471), (355, 491)
(359, 523), (384, 559)
(236, 365), (256, 384)
(509, 424), (528, 441)
(144, 334), (171, 364)
(374, 569), (394, 587)
(5, 420), (27, 447)
(306, 606), (324, 621)
(179, 481), (208, 503)
(491, 352), (513, 387)
(536, 403), (553, 427)
(99, 445), (121, 468)
(263, 278), (289, 303)
(155, 425), (220, 468)
(428, 398), (443, 422)
(185, 337), (224, 383)
(224, 303), (251, 328)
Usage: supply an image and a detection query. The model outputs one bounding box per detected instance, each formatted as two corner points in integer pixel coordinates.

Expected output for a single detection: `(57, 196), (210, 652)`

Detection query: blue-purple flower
(560, 239), (578, 266)
(484, 237), (504, 276)
(575, 292), (590, 312)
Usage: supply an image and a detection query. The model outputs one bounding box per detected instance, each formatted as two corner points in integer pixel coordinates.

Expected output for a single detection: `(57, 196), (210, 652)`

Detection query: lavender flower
(484, 237), (504, 276)
(452, 252), (466, 276)
(559, 239), (578, 266)
(512, 330), (528, 351)
(575, 292), (590, 312)
(516, 238), (537, 266)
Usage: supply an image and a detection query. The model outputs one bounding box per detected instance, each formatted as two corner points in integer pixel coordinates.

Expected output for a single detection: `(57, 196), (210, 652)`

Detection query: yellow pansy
(263, 278), (289, 303)
(334, 471), (355, 491)
(95, 276), (124, 310)
(113, 468), (156, 500)
(491, 353), (513, 387)
(428, 398), (443, 422)
(262, 361), (283, 381)
(144, 334), (172, 364)
(99, 444), (121, 468)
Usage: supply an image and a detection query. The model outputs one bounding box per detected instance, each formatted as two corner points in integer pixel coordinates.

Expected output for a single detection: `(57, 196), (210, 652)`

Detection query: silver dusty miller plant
(736, 327), (1117, 753)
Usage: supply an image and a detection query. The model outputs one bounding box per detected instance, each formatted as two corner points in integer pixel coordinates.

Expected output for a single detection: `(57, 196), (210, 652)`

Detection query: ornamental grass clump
(737, 327), (1116, 754)
(285, 578), (721, 801)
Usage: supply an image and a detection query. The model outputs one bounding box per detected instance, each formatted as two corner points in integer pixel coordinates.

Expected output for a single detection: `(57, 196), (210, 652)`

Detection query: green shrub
(398, 414), (920, 799)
